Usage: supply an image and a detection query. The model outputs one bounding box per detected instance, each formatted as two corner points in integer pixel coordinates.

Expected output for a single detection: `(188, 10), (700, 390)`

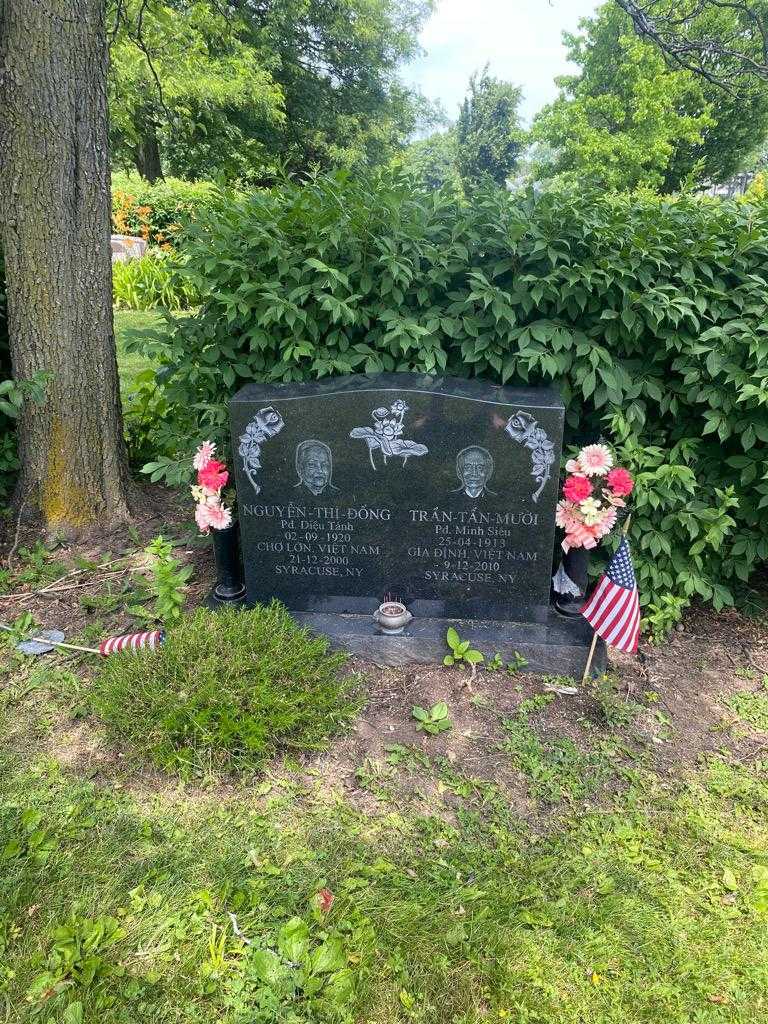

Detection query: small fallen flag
(98, 629), (164, 656)
(2, 622), (165, 658)
(580, 537), (640, 654)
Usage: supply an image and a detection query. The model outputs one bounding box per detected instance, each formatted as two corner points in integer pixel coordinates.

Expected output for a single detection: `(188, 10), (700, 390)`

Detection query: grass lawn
(114, 308), (165, 395)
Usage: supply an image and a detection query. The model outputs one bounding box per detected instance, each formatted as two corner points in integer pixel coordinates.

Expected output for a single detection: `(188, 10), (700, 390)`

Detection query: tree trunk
(0, 0), (131, 531)
(135, 127), (164, 184)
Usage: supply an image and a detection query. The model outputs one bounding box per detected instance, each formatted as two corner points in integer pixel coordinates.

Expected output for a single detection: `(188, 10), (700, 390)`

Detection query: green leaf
(311, 936), (346, 974)
(63, 1002), (84, 1024)
(278, 917), (309, 962)
(722, 867), (738, 892)
(249, 948), (284, 986)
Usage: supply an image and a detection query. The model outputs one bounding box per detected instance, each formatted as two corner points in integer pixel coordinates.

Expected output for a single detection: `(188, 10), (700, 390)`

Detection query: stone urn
(373, 601), (413, 634)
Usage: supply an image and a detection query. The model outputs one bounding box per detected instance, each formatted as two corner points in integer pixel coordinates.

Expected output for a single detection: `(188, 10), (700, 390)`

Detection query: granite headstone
(230, 373), (602, 673)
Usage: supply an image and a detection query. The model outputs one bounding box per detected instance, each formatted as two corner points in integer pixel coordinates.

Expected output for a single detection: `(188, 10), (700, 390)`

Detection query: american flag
(580, 538), (640, 654)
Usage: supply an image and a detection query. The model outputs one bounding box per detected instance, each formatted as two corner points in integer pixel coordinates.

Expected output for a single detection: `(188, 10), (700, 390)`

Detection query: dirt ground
(2, 487), (767, 823)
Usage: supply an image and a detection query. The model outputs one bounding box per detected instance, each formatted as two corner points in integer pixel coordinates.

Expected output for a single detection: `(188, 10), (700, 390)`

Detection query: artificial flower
(594, 505), (618, 539)
(578, 443), (613, 477)
(205, 501), (233, 530)
(191, 484), (221, 503)
(198, 459), (229, 491)
(578, 496), (604, 526)
(606, 466), (634, 496)
(555, 499), (579, 531)
(193, 440), (216, 471)
(557, 443), (631, 549)
(562, 474), (592, 502)
(195, 502), (215, 533)
(563, 523), (599, 552)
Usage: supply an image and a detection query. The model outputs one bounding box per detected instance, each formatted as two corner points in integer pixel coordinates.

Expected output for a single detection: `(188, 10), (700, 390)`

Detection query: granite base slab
(293, 608), (605, 677)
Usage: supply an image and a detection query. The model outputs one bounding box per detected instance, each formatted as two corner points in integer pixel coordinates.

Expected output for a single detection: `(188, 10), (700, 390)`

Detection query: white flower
(579, 496), (604, 525)
(578, 444), (613, 477)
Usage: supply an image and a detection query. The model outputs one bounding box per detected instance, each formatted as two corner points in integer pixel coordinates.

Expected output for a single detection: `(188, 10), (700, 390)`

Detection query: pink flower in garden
(193, 440), (217, 471)
(198, 459), (229, 491)
(565, 457), (582, 474)
(562, 475), (592, 503)
(206, 502), (233, 531)
(578, 444), (613, 477)
(606, 467), (634, 497)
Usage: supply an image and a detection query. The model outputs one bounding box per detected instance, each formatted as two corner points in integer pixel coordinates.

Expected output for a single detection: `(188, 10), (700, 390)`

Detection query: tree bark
(135, 126), (164, 183)
(0, 0), (131, 531)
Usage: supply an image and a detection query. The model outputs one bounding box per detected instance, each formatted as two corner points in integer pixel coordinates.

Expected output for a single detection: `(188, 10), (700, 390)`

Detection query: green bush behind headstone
(132, 171), (768, 633)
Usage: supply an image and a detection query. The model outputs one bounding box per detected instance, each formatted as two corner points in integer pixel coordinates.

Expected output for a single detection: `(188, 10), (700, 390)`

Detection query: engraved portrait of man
(454, 446), (495, 498)
(295, 440), (338, 496)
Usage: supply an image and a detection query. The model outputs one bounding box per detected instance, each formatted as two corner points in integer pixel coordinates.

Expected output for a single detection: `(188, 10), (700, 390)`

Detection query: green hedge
(132, 171), (768, 632)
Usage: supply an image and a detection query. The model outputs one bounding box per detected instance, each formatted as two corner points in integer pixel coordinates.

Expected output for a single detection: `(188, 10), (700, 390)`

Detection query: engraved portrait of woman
(453, 446), (495, 498)
(295, 440), (338, 496)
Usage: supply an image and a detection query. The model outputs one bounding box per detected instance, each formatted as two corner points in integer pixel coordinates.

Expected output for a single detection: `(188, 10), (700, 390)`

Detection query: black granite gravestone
(230, 373), (602, 674)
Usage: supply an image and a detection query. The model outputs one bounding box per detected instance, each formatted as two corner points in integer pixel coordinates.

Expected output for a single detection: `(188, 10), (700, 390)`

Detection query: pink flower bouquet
(191, 441), (233, 534)
(556, 443), (633, 552)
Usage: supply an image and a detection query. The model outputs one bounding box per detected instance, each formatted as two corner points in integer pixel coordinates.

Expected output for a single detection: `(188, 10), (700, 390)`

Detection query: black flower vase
(209, 522), (246, 606)
(554, 546), (590, 617)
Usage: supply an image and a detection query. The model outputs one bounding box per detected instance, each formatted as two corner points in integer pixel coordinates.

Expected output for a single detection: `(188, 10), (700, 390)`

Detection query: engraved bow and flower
(350, 399), (428, 470)
(238, 406), (285, 494)
(505, 411), (555, 503)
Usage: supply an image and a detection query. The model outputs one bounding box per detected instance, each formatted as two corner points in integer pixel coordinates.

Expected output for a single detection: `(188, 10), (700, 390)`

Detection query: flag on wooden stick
(580, 537), (640, 654)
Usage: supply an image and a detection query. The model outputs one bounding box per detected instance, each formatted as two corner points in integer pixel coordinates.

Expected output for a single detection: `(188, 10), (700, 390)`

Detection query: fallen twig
(0, 557), (131, 603)
(228, 913), (252, 945)
(29, 570), (129, 597)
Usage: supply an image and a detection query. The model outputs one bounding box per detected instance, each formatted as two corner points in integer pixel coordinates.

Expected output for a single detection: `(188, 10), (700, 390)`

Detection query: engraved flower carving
(238, 406), (285, 494)
(505, 412), (537, 442)
(372, 406), (405, 441)
(253, 406), (284, 437)
(351, 399), (427, 469)
(505, 411), (555, 503)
